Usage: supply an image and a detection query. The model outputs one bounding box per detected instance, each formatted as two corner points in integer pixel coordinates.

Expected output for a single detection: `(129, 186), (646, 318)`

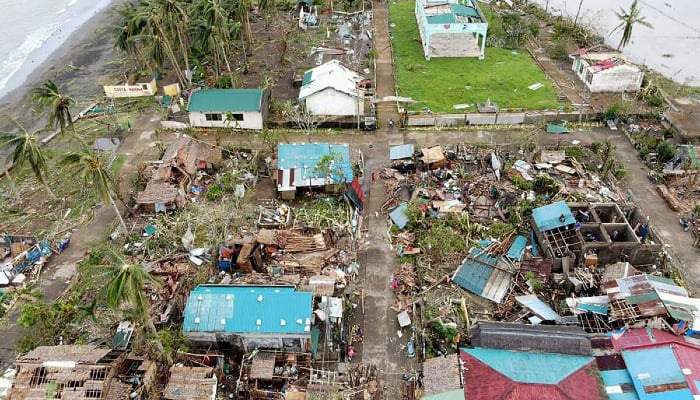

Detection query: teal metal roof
(506, 235), (527, 260)
(182, 285), (312, 335)
(302, 71), (313, 86)
(389, 144), (415, 160)
(450, 3), (480, 18)
(277, 143), (354, 183)
(188, 89), (264, 112)
(464, 348), (594, 385)
(601, 370), (640, 400)
(622, 346), (693, 400)
(422, 389), (465, 400)
(532, 201), (575, 232)
(427, 14), (456, 24)
(389, 203), (409, 229)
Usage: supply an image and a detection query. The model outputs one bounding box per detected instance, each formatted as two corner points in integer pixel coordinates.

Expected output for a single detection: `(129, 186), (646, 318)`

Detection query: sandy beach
(0, 0), (123, 132)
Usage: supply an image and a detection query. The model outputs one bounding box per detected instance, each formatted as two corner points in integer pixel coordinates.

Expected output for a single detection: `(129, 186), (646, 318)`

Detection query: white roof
(299, 60), (363, 100)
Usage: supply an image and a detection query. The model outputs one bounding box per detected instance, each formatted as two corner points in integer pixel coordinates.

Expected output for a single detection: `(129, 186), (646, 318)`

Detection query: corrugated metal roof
(622, 346), (693, 400)
(515, 295), (561, 321)
(299, 60), (362, 100)
(277, 143), (354, 183)
(389, 144), (415, 160)
(657, 291), (700, 328)
(182, 285), (312, 335)
(450, 3), (480, 17)
(600, 370), (640, 400)
(532, 201), (575, 232)
(389, 203), (409, 229)
(188, 89), (264, 112)
(506, 235), (527, 260)
(453, 248), (513, 304)
(464, 348), (595, 385)
(427, 14), (456, 24)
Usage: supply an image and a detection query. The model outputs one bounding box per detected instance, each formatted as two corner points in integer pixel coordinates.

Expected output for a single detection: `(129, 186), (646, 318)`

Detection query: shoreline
(0, 0), (123, 132)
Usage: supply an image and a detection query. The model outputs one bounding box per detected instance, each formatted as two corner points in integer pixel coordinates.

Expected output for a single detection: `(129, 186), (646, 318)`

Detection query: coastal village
(0, 0), (700, 399)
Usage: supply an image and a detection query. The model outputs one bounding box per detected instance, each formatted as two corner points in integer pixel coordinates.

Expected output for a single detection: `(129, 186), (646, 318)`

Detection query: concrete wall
(189, 110), (264, 129)
(305, 88), (363, 116)
(589, 68), (643, 93)
(429, 33), (481, 58)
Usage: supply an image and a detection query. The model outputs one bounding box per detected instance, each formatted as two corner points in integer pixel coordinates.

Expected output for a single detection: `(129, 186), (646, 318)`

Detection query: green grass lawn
(389, 0), (561, 113)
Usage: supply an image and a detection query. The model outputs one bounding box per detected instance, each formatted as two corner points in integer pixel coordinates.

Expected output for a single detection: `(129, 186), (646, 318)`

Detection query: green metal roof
(450, 3), (480, 18)
(427, 14), (456, 24)
(187, 89), (264, 112)
(464, 348), (595, 385)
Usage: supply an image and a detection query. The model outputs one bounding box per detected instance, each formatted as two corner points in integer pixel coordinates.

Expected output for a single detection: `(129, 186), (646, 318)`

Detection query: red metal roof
(460, 351), (605, 400)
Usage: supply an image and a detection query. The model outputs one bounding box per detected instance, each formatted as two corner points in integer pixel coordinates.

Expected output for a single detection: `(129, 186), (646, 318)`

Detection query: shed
(452, 247), (514, 304)
(188, 88), (269, 129)
(163, 366), (217, 400)
(570, 48), (643, 93)
(298, 60), (365, 117)
(276, 143), (353, 199)
(461, 348), (604, 400)
(182, 285), (313, 351)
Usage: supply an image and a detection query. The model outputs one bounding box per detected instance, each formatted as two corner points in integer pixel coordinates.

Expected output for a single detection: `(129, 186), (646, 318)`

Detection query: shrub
(547, 39), (571, 61)
(656, 141), (677, 162)
(604, 102), (628, 121)
(648, 95), (664, 107)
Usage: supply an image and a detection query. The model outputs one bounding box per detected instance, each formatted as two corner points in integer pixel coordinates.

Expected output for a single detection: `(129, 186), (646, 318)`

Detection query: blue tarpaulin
(14, 241), (52, 273)
(390, 203), (409, 229)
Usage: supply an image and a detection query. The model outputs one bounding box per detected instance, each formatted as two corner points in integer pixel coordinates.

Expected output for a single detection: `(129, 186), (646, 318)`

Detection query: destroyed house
(163, 366), (217, 400)
(570, 46), (643, 93)
(461, 348), (605, 400)
(188, 88), (270, 130)
(415, 0), (488, 60)
(183, 285), (313, 352)
(298, 60), (365, 117)
(136, 135), (222, 212)
(276, 143), (354, 199)
(452, 247), (514, 304)
(9, 345), (155, 400)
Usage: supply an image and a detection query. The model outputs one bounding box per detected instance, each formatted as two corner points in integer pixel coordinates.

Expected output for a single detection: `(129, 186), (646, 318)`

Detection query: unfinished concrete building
(415, 0), (488, 60)
(532, 202), (660, 271)
(9, 345), (155, 400)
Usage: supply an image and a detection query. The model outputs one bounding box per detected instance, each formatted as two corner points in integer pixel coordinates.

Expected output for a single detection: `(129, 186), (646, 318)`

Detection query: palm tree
(31, 80), (77, 138)
(0, 117), (56, 199)
(85, 245), (171, 364)
(61, 145), (128, 233)
(611, 0), (653, 50)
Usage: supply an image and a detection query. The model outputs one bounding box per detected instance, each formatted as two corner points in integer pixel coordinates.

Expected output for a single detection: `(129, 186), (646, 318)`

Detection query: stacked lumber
(656, 185), (681, 211)
(277, 231), (327, 253)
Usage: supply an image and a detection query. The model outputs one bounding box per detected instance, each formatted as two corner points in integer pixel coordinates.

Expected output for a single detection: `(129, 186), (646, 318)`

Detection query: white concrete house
(188, 88), (269, 129)
(570, 47), (643, 93)
(298, 60), (365, 117)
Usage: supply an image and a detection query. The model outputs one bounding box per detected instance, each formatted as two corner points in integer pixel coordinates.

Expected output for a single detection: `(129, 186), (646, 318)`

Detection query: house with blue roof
(276, 142), (354, 199)
(182, 285), (313, 351)
(415, 0), (488, 60)
(187, 88), (270, 129)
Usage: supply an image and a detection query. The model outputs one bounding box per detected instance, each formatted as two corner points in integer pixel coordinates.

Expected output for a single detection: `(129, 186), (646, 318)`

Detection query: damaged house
(183, 285), (313, 352)
(275, 143), (354, 200)
(415, 0), (488, 60)
(136, 135), (222, 212)
(570, 46), (644, 93)
(298, 60), (366, 117)
(9, 345), (155, 400)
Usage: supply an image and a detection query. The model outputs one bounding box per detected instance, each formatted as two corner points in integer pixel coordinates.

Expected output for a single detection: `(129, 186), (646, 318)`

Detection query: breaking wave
(0, 23), (60, 94)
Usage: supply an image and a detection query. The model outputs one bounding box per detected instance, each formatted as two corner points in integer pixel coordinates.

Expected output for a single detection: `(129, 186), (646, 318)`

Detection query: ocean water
(0, 0), (114, 98)
(530, 0), (700, 86)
